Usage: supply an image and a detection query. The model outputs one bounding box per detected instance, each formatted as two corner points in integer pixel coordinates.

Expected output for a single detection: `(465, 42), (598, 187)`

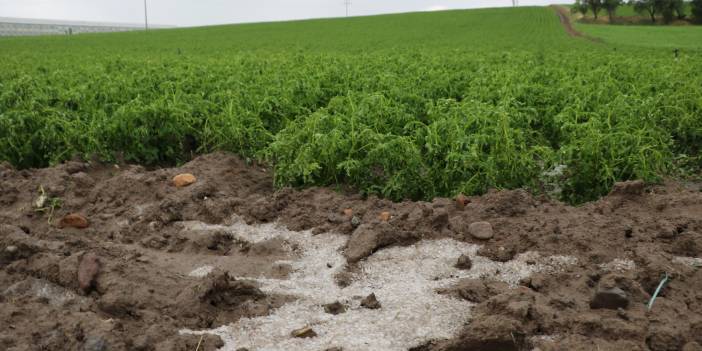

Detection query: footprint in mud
(181, 219), (577, 351)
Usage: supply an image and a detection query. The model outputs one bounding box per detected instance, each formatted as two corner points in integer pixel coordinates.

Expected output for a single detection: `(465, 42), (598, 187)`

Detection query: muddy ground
(1, 152), (702, 351)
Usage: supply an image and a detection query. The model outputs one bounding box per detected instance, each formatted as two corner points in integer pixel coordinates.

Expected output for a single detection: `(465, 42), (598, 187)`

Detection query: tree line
(572, 0), (702, 23)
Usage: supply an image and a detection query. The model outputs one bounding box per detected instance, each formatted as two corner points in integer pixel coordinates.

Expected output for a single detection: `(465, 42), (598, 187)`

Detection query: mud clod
(455, 254), (472, 270)
(590, 287), (629, 310)
(324, 301), (347, 315)
(196, 271), (263, 307)
(361, 293), (381, 309)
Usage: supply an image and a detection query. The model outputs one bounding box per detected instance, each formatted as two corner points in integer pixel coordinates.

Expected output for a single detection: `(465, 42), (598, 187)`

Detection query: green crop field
(1, 6), (700, 203)
(576, 22), (702, 49)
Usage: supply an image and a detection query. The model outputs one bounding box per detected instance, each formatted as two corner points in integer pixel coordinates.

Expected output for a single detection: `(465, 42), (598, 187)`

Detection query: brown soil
(552, 5), (603, 43)
(1, 152), (702, 350)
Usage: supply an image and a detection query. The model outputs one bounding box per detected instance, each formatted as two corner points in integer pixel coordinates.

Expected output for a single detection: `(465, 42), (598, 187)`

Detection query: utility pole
(344, 0), (351, 17)
(144, 0), (149, 30)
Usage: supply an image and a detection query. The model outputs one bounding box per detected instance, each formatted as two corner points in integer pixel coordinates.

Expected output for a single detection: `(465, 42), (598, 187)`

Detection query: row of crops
(1, 7), (701, 203)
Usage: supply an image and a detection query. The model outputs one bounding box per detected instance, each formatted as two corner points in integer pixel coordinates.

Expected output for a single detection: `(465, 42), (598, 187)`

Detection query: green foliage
(0, 6), (701, 204)
(573, 0), (591, 15)
(604, 0), (624, 21)
(692, 0), (702, 22)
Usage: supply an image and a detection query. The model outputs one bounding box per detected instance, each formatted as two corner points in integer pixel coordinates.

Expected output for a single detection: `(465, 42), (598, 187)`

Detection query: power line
(344, 0), (351, 17)
(144, 0), (149, 30)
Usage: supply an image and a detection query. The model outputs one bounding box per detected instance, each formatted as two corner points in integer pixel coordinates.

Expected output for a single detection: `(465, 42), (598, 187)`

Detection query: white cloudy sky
(0, 0), (568, 27)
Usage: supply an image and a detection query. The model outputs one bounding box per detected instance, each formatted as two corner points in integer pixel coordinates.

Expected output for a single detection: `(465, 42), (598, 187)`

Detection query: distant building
(0, 17), (173, 37)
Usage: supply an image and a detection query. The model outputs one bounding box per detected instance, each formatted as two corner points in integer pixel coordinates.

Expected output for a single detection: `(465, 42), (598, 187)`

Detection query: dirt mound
(1, 152), (702, 350)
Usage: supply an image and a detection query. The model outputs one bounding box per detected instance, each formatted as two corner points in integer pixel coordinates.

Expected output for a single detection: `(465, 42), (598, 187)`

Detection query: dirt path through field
(552, 5), (602, 43)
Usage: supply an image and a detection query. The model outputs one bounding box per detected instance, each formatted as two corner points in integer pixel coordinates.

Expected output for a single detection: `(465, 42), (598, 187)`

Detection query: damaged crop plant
(0, 7), (700, 204)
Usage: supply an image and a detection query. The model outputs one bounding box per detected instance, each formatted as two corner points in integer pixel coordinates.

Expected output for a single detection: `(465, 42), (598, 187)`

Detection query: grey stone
(469, 221), (494, 240)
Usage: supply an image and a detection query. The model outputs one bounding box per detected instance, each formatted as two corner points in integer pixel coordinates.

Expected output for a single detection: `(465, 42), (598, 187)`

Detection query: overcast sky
(0, 0), (567, 27)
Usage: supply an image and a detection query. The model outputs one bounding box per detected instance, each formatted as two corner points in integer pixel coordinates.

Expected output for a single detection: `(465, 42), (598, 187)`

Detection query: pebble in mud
(361, 293), (381, 309)
(469, 221), (494, 240)
(590, 287), (629, 310)
(173, 173), (197, 188)
(59, 213), (89, 229)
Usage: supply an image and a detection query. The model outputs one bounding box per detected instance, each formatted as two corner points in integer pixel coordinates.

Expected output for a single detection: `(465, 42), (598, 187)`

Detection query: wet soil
(1, 152), (702, 350)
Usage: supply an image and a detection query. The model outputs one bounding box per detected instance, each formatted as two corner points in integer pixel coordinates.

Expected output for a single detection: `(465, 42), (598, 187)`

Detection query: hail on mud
(180, 218), (577, 351)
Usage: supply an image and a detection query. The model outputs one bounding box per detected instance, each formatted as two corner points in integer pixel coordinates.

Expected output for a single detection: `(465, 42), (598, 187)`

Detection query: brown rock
(456, 193), (468, 210)
(343, 208), (353, 217)
(361, 293), (381, 309)
(379, 212), (391, 222)
(291, 326), (317, 338)
(78, 253), (100, 292)
(469, 221), (494, 240)
(59, 213), (89, 229)
(455, 254), (473, 270)
(173, 173), (197, 188)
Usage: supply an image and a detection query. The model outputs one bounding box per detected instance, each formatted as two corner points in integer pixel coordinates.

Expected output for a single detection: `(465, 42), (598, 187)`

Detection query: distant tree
(661, 0), (676, 23)
(603, 0), (624, 21)
(631, 0), (658, 22)
(656, 0), (684, 23)
(693, 0), (702, 23)
(586, 0), (605, 19)
(672, 0), (686, 19)
(572, 0), (590, 16)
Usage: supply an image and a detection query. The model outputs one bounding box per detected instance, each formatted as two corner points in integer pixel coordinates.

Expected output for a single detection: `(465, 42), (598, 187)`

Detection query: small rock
(590, 287), (629, 310)
(361, 293), (381, 309)
(173, 173), (197, 188)
(455, 254), (472, 270)
(323, 301), (347, 315)
(78, 253), (100, 293)
(291, 326), (317, 338)
(468, 221), (493, 240)
(379, 212), (391, 222)
(59, 213), (89, 229)
(456, 194), (468, 210)
(343, 208), (353, 217)
(5, 245), (18, 254)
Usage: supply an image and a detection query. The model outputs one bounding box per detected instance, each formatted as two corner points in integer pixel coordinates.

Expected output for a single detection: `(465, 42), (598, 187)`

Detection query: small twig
(647, 272), (669, 311)
(194, 334), (204, 351)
